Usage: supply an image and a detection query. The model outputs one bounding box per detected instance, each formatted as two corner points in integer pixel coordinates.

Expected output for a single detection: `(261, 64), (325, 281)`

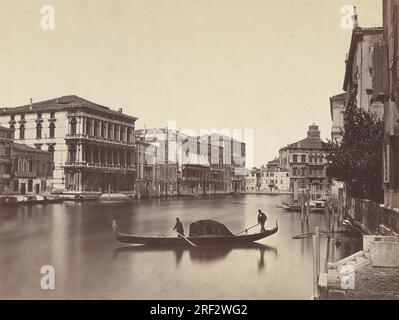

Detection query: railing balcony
(65, 133), (135, 146)
(63, 161), (135, 171)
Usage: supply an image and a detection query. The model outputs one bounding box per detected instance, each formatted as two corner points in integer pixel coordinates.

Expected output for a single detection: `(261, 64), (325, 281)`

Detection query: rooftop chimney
(30, 98), (33, 110)
(352, 6), (359, 29)
(118, 107), (123, 113)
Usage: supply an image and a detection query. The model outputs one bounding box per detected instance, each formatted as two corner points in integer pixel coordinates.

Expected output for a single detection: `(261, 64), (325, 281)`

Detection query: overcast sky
(0, 0), (382, 166)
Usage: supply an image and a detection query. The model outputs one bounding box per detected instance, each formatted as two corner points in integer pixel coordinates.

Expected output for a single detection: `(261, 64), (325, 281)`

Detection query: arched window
(86, 120), (92, 136)
(70, 118), (77, 135)
(120, 127), (125, 142)
(94, 121), (100, 137)
(36, 123), (42, 139)
(127, 128), (131, 143)
(9, 124), (15, 139)
(49, 122), (55, 138)
(19, 124), (25, 140)
(48, 144), (55, 161)
(69, 145), (77, 163)
(114, 126), (119, 141)
(108, 124), (112, 140)
(101, 123), (106, 138)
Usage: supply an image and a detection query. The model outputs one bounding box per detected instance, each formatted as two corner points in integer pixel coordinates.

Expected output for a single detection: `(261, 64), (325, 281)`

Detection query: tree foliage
(325, 100), (385, 203)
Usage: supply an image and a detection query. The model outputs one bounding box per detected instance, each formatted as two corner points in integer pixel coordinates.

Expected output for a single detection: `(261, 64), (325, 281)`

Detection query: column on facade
(78, 171), (82, 191)
(82, 117), (86, 135)
(105, 122), (109, 140)
(67, 119), (71, 135)
(116, 148), (120, 166)
(76, 143), (81, 163)
(82, 144), (85, 162)
(104, 146), (108, 165)
(90, 145), (94, 164)
(91, 119), (95, 137)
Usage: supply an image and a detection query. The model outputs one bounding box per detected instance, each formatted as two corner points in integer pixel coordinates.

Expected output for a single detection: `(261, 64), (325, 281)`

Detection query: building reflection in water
(113, 243), (278, 272)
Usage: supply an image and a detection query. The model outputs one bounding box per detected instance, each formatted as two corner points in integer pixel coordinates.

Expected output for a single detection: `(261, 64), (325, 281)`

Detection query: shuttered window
(372, 44), (389, 99)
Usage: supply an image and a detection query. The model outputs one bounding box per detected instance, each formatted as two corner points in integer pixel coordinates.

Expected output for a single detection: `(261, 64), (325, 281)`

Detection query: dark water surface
(0, 194), (361, 299)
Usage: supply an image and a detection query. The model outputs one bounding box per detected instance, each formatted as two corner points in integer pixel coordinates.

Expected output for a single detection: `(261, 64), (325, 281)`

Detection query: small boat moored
(113, 219), (278, 246)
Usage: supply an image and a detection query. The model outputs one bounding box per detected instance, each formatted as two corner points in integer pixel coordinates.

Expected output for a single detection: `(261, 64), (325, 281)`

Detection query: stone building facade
(382, 0), (399, 212)
(0, 95), (137, 192)
(279, 124), (329, 199)
(0, 126), (13, 193)
(135, 129), (244, 196)
(11, 143), (53, 194)
(135, 129), (179, 197)
(245, 169), (259, 192)
(259, 167), (290, 192)
(343, 25), (384, 118)
(329, 93), (346, 141)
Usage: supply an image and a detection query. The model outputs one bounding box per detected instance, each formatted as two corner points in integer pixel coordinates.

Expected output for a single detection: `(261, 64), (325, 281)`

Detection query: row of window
(292, 154), (324, 163)
(14, 158), (53, 176)
(249, 172), (289, 177)
(292, 168), (324, 176)
(9, 123), (56, 140)
(260, 179), (285, 184)
(10, 112), (55, 121)
(13, 179), (47, 193)
(70, 118), (133, 143)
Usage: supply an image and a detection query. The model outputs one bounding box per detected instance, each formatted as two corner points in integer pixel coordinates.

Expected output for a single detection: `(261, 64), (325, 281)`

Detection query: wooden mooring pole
(312, 233), (320, 300)
(315, 226), (320, 275)
(325, 198), (330, 238)
(300, 190), (305, 222)
(338, 188), (343, 225)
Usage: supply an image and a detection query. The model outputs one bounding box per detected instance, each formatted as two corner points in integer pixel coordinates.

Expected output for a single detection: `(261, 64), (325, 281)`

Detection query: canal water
(0, 195), (361, 299)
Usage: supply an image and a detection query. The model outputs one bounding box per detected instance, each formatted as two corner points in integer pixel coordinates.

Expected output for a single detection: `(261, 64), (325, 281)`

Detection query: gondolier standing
(257, 209), (267, 232)
(173, 217), (184, 237)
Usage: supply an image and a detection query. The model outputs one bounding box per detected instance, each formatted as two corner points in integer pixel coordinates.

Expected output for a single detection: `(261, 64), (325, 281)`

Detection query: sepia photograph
(0, 0), (398, 307)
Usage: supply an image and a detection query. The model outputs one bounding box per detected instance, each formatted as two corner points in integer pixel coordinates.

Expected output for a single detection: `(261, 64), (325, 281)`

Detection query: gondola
(113, 219), (278, 246)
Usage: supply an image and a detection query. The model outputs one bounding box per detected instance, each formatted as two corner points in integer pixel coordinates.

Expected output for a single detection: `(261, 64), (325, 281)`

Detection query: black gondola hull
(114, 224), (278, 246)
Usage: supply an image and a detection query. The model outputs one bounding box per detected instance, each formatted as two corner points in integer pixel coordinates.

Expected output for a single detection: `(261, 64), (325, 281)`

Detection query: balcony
(65, 133), (135, 146)
(63, 161), (135, 172)
(14, 171), (36, 178)
(291, 172), (326, 179)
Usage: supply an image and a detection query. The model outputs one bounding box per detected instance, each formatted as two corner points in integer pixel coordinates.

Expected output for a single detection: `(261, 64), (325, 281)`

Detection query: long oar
(235, 223), (259, 236)
(176, 232), (197, 247)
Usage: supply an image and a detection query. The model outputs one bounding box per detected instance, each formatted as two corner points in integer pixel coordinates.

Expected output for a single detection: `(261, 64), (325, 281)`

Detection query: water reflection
(113, 243), (278, 272)
(0, 194), (362, 299)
